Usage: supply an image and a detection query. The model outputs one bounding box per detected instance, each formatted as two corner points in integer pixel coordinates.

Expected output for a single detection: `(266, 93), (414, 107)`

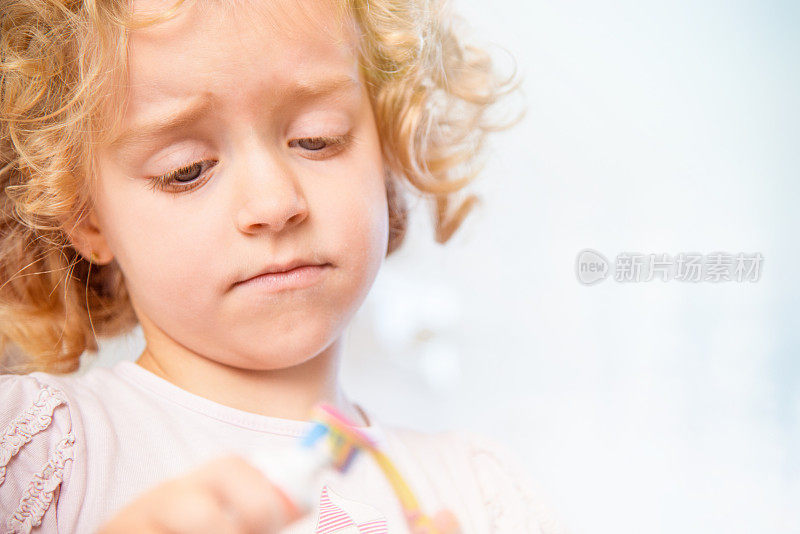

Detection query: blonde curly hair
(0, 0), (522, 374)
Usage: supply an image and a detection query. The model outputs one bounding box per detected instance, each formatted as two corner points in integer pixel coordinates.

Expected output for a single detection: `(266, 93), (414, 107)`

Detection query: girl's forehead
(107, 0), (361, 146)
(124, 0), (358, 96)
(130, 0), (350, 40)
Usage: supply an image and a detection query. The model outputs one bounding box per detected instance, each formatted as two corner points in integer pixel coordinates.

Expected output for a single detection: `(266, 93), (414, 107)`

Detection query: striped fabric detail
(314, 485), (388, 533)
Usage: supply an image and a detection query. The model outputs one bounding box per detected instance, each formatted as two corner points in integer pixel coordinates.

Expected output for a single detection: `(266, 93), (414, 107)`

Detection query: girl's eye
(146, 134), (351, 193)
(289, 134), (352, 159)
(298, 138), (327, 150)
(148, 159), (216, 193)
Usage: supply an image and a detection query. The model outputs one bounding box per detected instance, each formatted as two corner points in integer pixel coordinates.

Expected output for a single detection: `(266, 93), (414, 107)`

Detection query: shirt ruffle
(1, 382), (75, 534)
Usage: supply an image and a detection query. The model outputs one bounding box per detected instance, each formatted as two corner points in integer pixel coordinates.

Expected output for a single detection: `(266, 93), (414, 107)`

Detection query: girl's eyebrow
(110, 94), (216, 149)
(109, 75), (361, 150)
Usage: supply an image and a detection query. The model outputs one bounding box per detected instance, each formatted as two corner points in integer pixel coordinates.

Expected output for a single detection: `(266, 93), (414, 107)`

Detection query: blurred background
(87, 0), (799, 532)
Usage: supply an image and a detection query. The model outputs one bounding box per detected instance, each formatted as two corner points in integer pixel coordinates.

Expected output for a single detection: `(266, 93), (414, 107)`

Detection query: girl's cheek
(349, 190), (390, 263)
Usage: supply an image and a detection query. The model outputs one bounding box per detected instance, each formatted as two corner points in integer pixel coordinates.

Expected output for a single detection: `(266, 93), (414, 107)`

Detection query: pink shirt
(1, 360), (568, 533)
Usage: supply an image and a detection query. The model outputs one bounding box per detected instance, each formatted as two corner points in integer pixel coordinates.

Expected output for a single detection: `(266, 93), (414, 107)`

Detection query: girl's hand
(97, 453), (304, 534)
(411, 509), (463, 534)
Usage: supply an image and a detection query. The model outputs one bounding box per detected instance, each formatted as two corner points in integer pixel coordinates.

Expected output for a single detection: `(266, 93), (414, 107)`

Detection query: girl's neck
(134, 337), (368, 426)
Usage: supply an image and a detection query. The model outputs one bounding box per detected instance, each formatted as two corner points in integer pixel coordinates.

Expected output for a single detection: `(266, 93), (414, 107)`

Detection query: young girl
(0, 0), (567, 532)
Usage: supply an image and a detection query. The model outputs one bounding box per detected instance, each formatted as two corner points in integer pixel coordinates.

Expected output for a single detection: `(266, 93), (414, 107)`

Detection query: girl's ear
(62, 209), (115, 265)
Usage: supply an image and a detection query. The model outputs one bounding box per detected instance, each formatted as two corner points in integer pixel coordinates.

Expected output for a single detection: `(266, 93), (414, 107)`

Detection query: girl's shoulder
(378, 424), (571, 534)
(0, 372), (79, 534)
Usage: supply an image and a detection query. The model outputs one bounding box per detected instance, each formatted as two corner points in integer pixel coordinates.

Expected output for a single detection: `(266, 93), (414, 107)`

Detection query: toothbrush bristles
(326, 431), (362, 472)
(308, 404), (376, 474)
(340, 446), (359, 472)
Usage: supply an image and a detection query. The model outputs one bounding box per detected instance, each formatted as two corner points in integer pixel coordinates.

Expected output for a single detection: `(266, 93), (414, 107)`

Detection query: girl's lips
(233, 264), (330, 293)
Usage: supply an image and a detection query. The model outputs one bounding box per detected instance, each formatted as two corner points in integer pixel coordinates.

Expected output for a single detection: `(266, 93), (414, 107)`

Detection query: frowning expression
(88, 0), (389, 368)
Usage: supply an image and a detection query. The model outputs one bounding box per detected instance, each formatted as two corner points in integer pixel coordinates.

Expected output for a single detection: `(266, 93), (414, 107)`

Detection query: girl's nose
(233, 145), (309, 235)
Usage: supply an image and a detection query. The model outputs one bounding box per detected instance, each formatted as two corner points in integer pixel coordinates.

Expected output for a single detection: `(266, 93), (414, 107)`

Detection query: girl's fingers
(97, 452), (303, 534)
(410, 510), (462, 534)
(431, 509), (462, 534)
(147, 480), (243, 534)
(188, 453), (301, 533)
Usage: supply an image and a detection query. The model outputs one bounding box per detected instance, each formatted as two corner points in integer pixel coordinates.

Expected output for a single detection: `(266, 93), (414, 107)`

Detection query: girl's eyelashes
(147, 159), (217, 194)
(287, 134), (352, 160)
(147, 134), (353, 193)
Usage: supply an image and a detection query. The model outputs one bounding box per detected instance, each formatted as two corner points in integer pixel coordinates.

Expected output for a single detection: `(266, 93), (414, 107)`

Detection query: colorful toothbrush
(244, 402), (458, 533)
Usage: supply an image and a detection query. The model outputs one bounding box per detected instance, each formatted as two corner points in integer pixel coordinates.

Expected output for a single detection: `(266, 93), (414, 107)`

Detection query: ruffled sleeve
(459, 431), (571, 534)
(0, 374), (75, 534)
